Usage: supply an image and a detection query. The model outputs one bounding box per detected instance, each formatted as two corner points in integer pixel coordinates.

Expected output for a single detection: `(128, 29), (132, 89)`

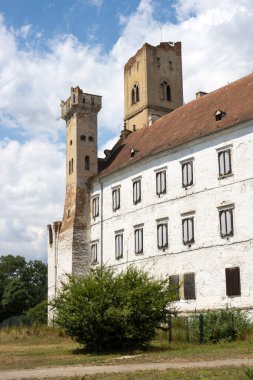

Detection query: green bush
(52, 266), (175, 351)
(26, 300), (48, 325)
(203, 308), (252, 343)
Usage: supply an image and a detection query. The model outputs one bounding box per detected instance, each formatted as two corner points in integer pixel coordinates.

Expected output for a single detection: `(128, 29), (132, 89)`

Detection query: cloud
(0, 139), (65, 261)
(1, 0), (253, 261)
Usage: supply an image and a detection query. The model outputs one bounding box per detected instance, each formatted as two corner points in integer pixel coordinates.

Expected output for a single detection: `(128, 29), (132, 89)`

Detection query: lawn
(1, 326), (253, 373)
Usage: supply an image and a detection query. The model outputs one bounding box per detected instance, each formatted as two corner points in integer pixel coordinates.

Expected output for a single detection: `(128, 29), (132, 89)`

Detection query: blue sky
(0, 0), (253, 262)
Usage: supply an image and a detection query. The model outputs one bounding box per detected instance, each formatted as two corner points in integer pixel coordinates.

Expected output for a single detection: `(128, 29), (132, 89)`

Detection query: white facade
(89, 120), (253, 314)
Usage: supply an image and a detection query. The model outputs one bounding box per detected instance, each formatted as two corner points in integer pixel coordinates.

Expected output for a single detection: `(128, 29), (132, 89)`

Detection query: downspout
(98, 179), (104, 266)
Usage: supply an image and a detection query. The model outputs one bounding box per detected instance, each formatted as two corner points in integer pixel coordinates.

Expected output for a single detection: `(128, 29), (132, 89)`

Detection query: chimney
(196, 91), (207, 99)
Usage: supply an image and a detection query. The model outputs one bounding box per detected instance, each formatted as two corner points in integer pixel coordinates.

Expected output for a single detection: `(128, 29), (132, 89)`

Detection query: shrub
(26, 300), (48, 325)
(203, 308), (253, 343)
(52, 266), (175, 351)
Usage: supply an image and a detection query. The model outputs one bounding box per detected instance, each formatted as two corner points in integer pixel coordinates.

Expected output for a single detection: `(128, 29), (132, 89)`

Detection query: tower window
(85, 156), (90, 170)
(88, 136), (94, 142)
(70, 140), (72, 146)
(157, 57), (161, 67)
(131, 84), (140, 104)
(69, 158), (74, 175)
(80, 135), (86, 141)
(169, 60), (173, 70)
(160, 81), (171, 101)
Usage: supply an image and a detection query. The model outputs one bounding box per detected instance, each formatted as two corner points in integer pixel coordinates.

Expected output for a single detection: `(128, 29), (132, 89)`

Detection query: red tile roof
(99, 73), (253, 178)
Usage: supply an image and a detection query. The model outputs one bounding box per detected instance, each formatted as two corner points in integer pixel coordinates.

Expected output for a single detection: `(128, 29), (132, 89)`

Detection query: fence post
(168, 314), (172, 343)
(199, 314), (204, 343)
(186, 317), (190, 343)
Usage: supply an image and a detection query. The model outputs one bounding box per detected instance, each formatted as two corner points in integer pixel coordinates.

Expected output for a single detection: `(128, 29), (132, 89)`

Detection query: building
(48, 41), (253, 317)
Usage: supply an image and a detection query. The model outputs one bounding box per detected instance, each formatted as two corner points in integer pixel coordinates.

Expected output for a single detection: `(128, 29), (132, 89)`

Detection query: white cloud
(0, 139), (65, 261)
(1, 0), (253, 261)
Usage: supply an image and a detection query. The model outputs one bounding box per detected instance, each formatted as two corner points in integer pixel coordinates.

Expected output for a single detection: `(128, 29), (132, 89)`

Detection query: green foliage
(53, 266), (174, 351)
(0, 255), (48, 322)
(245, 367), (253, 379)
(203, 308), (253, 343)
(26, 300), (48, 325)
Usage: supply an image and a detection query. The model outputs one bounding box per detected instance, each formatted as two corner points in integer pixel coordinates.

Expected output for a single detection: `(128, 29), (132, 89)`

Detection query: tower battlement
(61, 87), (102, 121)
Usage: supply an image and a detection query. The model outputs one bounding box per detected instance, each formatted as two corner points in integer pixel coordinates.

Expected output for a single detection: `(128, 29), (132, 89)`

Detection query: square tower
(124, 42), (183, 131)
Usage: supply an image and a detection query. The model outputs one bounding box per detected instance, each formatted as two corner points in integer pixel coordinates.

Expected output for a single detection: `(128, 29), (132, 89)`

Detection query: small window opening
(169, 60), (173, 70)
(85, 156), (90, 170)
(67, 209), (70, 218)
(160, 81), (171, 101)
(91, 97), (94, 105)
(157, 57), (161, 67)
(70, 140), (72, 146)
(133, 124), (136, 131)
(130, 148), (135, 157)
(83, 97), (85, 103)
(80, 135), (86, 141)
(88, 136), (94, 142)
(73, 94), (75, 103)
(131, 84), (140, 104)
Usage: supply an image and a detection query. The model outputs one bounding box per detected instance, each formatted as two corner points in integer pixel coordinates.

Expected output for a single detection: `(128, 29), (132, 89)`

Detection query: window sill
(218, 173), (233, 180)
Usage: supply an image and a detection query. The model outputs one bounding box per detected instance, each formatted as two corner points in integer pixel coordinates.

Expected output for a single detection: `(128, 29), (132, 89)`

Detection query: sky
(0, 0), (253, 263)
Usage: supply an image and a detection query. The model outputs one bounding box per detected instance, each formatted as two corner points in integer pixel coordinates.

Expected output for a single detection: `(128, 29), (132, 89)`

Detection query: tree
(53, 266), (175, 352)
(0, 255), (47, 322)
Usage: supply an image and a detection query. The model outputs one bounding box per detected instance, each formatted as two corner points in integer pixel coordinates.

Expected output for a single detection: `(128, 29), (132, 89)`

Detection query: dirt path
(1, 357), (253, 380)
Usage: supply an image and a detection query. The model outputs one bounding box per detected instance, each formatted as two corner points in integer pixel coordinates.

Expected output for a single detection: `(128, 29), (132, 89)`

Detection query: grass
(0, 325), (253, 372)
(17, 367), (253, 380)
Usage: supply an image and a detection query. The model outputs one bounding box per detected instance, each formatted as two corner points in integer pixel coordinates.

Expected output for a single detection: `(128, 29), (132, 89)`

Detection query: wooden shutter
(184, 272), (196, 300)
(169, 275), (180, 300)
(225, 267), (241, 296)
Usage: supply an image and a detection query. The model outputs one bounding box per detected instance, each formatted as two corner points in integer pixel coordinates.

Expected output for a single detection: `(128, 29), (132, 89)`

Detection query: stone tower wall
(124, 42), (183, 131)
(48, 88), (102, 314)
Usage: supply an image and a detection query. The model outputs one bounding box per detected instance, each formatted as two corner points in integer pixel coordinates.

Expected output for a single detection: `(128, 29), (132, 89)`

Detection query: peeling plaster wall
(91, 120), (253, 312)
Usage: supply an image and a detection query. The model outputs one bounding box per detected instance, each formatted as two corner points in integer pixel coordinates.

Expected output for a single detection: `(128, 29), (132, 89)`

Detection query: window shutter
(225, 267), (241, 296)
(184, 272), (196, 300)
(220, 210), (226, 236)
(218, 152), (225, 176)
(188, 218), (194, 242)
(182, 164), (187, 187)
(226, 210), (232, 235)
(169, 275), (179, 300)
(188, 162), (193, 185)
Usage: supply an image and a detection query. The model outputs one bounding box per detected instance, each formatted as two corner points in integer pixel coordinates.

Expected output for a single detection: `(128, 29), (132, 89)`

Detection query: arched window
(160, 81), (171, 101)
(131, 84), (140, 104)
(85, 156), (90, 170)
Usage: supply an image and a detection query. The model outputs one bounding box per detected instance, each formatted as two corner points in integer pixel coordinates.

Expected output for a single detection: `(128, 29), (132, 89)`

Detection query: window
(160, 81), (171, 101)
(156, 170), (166, 195)
(218, 149), (232, 177)
(157, 57), (161, 67)
(133, 179), (141, 204)
(131, 84), (140, 104)
(88, 136), (94, 142)
(112, 188), (120, 211)
(85, 156), (90, 170)
(215, 110), (226, 121)
(69, 158), (74, 175)
(225, 267), (241, 297)
(182, 161), (193, 187)
(169, 275), (180, 300)
(182, 217), (194, 244)
(184, 272), (196, 300)
(134, 228), (143, 254)
(80, 135), (86, 141)
(219, 208), (234, 237)
(92, 197), (99, 218)
(91, 243), (98, 264)
(115, 233), (123, 259)
(157, 223), (168, 249)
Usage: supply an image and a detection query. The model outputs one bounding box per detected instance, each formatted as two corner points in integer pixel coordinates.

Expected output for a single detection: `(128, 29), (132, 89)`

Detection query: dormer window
(130, 148), (135, 157)
(215, 110), (226, 121)
(131, 84), (140, 104)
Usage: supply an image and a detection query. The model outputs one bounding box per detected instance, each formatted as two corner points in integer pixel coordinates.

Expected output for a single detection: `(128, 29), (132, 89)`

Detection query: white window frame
(181, 160), (193, 188)
(156, 169), (166, 196)
(157, 223), (168, 249)
(115, 232), (123, 259)
(134, 227), (143, 254)
(91, 242), (98, 264)
(133, 179), (141, 204)
(112, 187), (120, 211)
(182, 217), (194, 245)
(219, 207), (234, 238)
(217, 147), (232, 177)
(92, 196), (99, 218)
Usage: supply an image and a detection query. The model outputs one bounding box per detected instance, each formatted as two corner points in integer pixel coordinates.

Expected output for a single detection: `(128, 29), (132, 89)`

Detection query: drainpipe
(98, 179), (104, 266)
